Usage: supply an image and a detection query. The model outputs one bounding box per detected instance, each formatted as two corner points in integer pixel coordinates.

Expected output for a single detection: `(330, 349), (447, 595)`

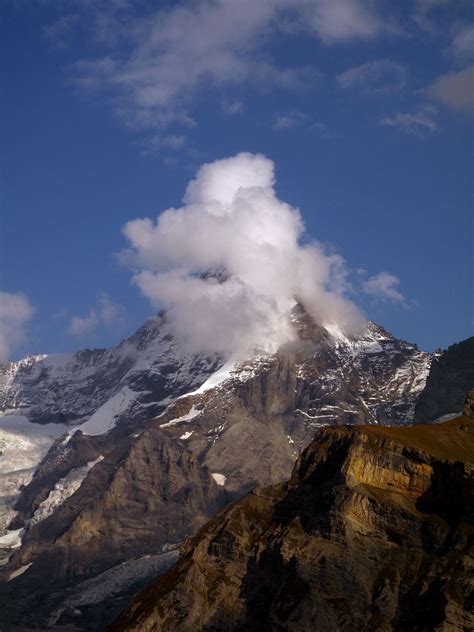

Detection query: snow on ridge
(160, 405), (200, 428)
(8, 562), (32, 582)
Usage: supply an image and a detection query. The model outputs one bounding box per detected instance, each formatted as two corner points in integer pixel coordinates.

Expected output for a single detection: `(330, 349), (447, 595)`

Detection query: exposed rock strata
(111, 416), (474, 632)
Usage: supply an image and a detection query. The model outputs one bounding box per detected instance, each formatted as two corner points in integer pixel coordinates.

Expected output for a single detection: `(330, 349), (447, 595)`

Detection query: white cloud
(426, 65), (474, 110)
(363, 272), (405, 304)
(337, 59), (407, 94)
(122, 152), (365, 355)
(69, 0), (393, 138)
(0, 291), (35, 362)
(380, 106), (439, 135)
(67, 294), (122, 337)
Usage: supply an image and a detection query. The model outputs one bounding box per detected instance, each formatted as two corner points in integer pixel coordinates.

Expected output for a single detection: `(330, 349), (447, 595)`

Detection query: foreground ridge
(111, 415), (474, 632)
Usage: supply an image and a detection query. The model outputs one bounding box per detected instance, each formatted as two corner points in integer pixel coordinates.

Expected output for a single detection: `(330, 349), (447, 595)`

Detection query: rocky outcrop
(111, 416), (474, 632)
(414, 336), (474, 423)
(464, 388), (474, 418)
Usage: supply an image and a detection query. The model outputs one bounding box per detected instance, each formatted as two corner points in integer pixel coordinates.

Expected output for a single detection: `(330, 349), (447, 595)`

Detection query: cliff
(414, 336), (474, 423)
(111, 415), (474, 632)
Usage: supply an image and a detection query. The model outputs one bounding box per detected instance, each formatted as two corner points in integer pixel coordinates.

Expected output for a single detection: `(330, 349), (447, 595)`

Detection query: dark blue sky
(1, 0), (473, 359)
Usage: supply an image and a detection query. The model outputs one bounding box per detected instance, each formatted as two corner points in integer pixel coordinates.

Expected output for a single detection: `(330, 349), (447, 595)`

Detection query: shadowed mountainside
(414, 336), (474, 423)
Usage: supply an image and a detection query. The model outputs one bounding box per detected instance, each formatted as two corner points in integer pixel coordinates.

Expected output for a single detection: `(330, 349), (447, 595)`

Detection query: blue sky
(1, 0), (473, 360)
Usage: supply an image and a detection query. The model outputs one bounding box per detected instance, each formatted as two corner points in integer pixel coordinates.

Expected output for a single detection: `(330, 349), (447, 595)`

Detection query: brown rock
(110, 417), (474, 632)
(464, 388), (474, 417)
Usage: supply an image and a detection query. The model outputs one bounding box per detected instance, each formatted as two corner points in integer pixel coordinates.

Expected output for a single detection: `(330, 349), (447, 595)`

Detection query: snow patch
(0, 527), (24, 549)
(179, 431), (193, 440)
(211, 473), (226, 486)
(75, 387), (137, 436)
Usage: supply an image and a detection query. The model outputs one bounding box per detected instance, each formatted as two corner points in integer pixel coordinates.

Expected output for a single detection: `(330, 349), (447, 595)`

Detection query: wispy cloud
(426, 65), (474, 110)
(337, 59), (407, 94)
(273, 110), (308, 130)
(67, 294), (123, 337)
(450, 24), (474, 62)
(411, 0), (452, 33)
(380, 106), (439, 135)
(221, 100), (244, 116)
(0, 291), (35, 362)
(362, 272), (405, 304)
(43, 14), (80, 48)
(60, 0), (396, 146)
(273, 110), (331, 137)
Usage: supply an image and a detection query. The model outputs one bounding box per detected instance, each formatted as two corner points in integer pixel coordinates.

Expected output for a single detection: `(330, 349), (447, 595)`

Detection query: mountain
(0, 306), (449, 629)
(110, 414), (474, 632)
(414, 336), (474, 423)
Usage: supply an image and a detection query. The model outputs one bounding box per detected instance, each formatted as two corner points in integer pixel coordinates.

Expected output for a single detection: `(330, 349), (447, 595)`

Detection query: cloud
(300, 0), (392, 44)
(43, 14), (80, 48)
(221, 100), (244, 116)
(362, 272), (405, 304)
(411, 0), (452, 33)
(0, 291), (35, 362)
(426, 65), (474, 110)
(68, 310), (99, 336)
(450, 24), (474, 61)
(122, 152), (365, 355)
(379, 106), (439, 135)
(272, 111), (331, 137)
(68, 0), (393, 140)
(67, 294), (123, 337)
(337, 59), (407, 94)
(273, 110), (308, 130)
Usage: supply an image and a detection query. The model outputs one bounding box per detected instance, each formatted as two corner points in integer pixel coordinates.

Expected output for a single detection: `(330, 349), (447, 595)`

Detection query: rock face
(414, 336), (474, 423)
(111, 416), (474, 632)
(464, 388), (474, 417)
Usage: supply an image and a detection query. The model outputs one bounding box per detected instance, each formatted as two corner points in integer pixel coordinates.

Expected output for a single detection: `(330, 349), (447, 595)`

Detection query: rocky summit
(0, 307), (469, 630)
(111, 415), (474, 632)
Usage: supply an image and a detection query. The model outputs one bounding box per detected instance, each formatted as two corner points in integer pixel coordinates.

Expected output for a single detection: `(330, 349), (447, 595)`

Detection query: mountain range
(0, 306), (472, 630)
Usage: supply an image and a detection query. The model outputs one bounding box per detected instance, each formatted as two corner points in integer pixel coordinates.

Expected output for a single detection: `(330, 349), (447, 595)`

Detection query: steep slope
(111, 415), (474, 632)
(414, 336), (474, 423)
